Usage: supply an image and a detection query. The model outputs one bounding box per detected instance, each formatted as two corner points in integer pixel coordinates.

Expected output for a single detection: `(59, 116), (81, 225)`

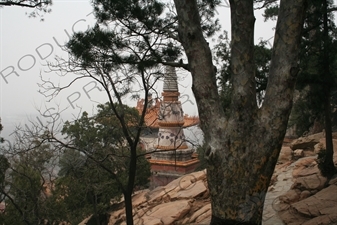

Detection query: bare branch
(0, 0), (50, 8)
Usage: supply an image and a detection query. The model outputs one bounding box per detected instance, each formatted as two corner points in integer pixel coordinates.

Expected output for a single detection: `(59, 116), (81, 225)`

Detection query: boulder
(293, 164), (319, 178)
(146, 186), (167, 203)
(195, 207), (212, 223)
(317, 137), (337, 151)
(314, 142), (324, 154)
(292, 184), (337, 219)
(101, 155), (337, 225)
(187, 204), (211, 224)
(142, 200), (192, 225)
(176, 174), (195, 191)
(278, 185), (337, 225)
(170, 180), (207, 200)
(301, 214), (337, 225)
(292, 149), (304, 159)
(291, 173), (327, 191)
(132, 190), (150, 207)
(299, 190), (311, 200)
(290, 133), (324, 150)
(279, 189), (300, 204)
(278, 207), (309, 225)
(292, 157), (317, 178)
(278, 146), (292, 163)
(108, 208), (125, 225)
(130, 217), (161, 225)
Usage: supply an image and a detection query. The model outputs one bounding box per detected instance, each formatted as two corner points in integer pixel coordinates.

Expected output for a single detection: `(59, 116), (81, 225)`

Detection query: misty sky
(0, 0), (276, 140)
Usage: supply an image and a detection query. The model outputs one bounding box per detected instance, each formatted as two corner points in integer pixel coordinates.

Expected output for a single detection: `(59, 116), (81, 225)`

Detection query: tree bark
(322, 0), (337, 177)
(124, 146), (137, 225)
(124, 191), (134, 225)
(174, 0), (306, 224)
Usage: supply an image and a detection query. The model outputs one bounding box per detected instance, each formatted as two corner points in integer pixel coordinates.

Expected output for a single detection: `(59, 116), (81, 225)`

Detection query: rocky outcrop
(108, 170), (211, 225)
(278, 153), (337, 225)
(279, 178), (337, 225)
(290, 133), (324, 151)
(278, 146), (293, 163)
(289, 132), (337, 161)
(276, 133), (337, 225)
(80, 135), (337, 225)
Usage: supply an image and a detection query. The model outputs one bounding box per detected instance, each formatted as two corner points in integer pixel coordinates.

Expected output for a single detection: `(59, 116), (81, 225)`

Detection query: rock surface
(290, 133), (323, 150)
(107, 170), (211, 225)
(277, 133), (337, 225)
(80, 133), (337, 225)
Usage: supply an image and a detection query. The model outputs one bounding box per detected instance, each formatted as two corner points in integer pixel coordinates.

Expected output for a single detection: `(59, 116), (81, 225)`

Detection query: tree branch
(0, 0), (50, 8)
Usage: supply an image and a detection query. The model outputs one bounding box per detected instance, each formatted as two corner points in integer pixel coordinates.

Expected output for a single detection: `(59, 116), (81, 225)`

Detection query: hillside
(80, 132), (337, 225)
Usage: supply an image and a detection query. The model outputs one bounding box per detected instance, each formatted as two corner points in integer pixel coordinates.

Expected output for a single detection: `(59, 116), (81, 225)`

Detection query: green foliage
(1, 101), (151, 224)
(261, 0), (337, 136)
(213, 32), (272, 114)
(213, 31), (232, 115)
(254, 41), (272, 104)
(62, 102), (151, 186)
(288, 0), (337, 136)
(54, 149), (120, 224)
(62, 103), (141, 155)
(5, 164), (42, 224)
(263, 5), (279, 21)
(0, 155), (9, 196)
(0, 144), (62, 225)
(66, 0), (221, 75)
(288, 80), (331, 136)
(59, 103), (151, 223)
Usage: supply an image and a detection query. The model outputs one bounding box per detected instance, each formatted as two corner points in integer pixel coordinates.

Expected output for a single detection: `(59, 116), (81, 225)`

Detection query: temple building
(136, 66), (200, 187)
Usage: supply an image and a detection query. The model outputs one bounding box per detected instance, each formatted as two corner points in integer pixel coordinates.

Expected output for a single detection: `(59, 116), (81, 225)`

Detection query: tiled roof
(136, 99), (199, 128)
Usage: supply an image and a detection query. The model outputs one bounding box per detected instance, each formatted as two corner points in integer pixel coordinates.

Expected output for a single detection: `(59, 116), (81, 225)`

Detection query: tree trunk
(124, 145), (138, 225)
(174, 0), (306, 224)
(322, 0), (336, 177)
(124, 191), (134, 225)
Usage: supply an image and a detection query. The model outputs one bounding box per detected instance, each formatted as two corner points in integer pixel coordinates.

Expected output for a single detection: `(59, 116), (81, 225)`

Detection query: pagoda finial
(163, 65), (178, 92)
